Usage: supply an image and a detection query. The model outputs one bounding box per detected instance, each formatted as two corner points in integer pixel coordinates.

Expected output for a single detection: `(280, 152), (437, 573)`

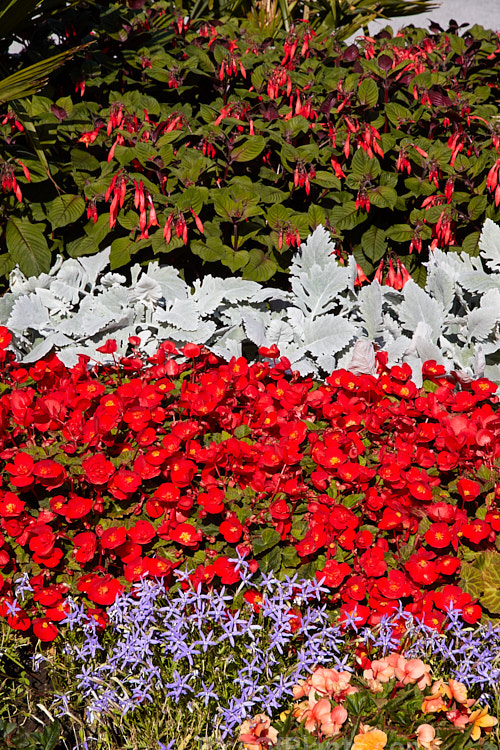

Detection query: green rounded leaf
(386, 224), (414, 243)
(46, 194), (86, 228)
(242, 248), (277, 282)
(358, 77), (379, 108)
(6, 218), (51, 277)
(110, 236), (149, 270)
(360, 225), (387, 262)
(459, 563), (484, 600)
(231, 136), (265, 163)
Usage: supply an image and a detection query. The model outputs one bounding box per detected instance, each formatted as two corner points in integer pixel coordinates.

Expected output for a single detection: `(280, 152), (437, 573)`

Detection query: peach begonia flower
(421, 694), (447, 714)
(394, 658), (432, 691)
(294, 667), (358, 702)
(430, 678), (469, 705)
(312, 668), (356, 697)
(292, 700), (309, 722)
(446, 679), (468, 705)
(292, 680), (309, 700)
(467, 706), (498, 741)
(238, 714), (278, 750)
(416, 724), (442, 750)
(445, 709), (469, 729)
(352, 727), (388, 750)
(364, 656), (397, 685)
(300, 698), (348, 737)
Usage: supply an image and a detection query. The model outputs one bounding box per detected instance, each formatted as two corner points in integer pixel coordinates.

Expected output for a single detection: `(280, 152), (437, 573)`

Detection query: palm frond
(0, 43), (90, 104)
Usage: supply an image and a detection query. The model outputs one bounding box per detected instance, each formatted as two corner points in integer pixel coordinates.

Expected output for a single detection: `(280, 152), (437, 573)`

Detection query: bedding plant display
(2, 1), (500, 749)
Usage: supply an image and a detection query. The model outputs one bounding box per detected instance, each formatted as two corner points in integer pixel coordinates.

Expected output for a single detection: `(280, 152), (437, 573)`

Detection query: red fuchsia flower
(82, 453), (115, 485)
(87, 574), (124, 605)
(267, 66), (292, 100)
(396, 147), (411, 174)
(77, 124), (103, 147)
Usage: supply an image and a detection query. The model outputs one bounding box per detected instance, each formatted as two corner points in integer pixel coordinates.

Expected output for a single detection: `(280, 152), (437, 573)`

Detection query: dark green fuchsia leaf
(46, 194), (86, 228)
(357, 77), (379, 108)
(231, 136), (266, 163)
(6, 217), (51, 276)
(360, 226), (387, 262)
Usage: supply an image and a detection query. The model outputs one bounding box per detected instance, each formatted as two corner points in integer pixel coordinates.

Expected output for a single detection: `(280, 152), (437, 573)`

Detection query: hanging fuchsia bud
(189, 208), (204, 234)
(163, 214), (173, 243)
(105, 174), (118, 203)
(384, 259), (395, 287)
(16, 160), (31, 182)
(399, 263), (412, 287)
(374, 259), (384, 284)
(147, 196), (158, 227)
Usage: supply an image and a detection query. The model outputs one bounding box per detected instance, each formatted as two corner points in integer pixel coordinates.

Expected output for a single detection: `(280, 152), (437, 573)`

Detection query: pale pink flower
(446, 709), (470, 729)
(396, 658), (432, 690)
(300, 698), (348, 737)
(310, 667), (342, 697)
(367, 656), (397, 683)
(416, 723), (442, 749)
(446, 679), (468, 704)
(421, 694), (447, 714)
(292, 680), (309, 699)
(320, 705), (348, 737)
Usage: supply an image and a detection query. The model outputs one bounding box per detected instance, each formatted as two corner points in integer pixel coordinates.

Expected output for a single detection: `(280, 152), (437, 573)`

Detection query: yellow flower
(468, 706), (498, 741)
(352, 728), (387, 750)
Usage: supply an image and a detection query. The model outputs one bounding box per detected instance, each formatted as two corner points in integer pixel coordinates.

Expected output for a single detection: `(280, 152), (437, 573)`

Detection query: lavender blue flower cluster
(50, 554), (349, 742)
(35, 555), (500, 745)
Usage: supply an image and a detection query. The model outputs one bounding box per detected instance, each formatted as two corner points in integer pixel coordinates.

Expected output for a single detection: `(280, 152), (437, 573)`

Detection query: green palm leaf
(0, 0), (45, 39)
(0, 44), (89, 104)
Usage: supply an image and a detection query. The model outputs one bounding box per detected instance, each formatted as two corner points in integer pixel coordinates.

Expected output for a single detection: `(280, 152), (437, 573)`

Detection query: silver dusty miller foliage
(1, 219), (500, 388)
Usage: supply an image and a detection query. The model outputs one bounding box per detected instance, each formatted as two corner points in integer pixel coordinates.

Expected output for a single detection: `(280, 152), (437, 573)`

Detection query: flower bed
(0, 325), (500, 747)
